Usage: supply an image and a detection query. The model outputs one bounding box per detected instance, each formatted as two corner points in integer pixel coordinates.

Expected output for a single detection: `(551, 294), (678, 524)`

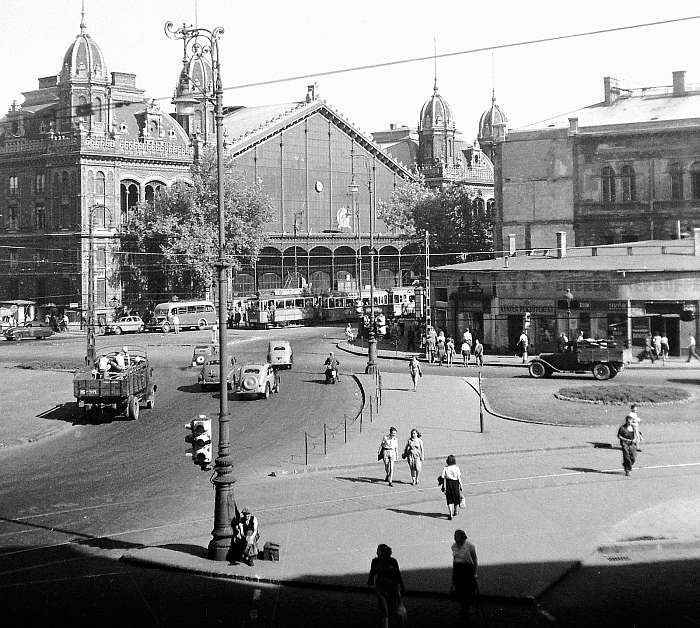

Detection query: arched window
(194, 110), (203, 132)
(690, 162), (700, 200)
(601, 166), (616, 203)
(670, 162), (684, 200)
(95, 172), (106, 227)
(621, 165), (635, 202)
(145, 181), (164, 207)
(77, 96), (89, 123)
(473, 197), (485, 219)
(93, 97), (103, 122)
(486, 198), (496, 220)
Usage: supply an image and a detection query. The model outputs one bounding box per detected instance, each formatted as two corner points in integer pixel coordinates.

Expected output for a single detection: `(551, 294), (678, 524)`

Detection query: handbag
(395, 600), (408, 621)
(459, 493), (466, 509)
(377, 451), (383, 461)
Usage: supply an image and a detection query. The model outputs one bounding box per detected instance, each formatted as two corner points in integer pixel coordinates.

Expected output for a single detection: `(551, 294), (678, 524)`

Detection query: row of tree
(120, 149), (493, 299)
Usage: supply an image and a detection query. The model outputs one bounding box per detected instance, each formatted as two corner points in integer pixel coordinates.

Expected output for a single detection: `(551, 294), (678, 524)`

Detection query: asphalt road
(2, 327), (699, 627)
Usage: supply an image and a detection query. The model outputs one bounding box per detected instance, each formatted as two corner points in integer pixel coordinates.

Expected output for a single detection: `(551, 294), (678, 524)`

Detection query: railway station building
(429, 230), (700, 357)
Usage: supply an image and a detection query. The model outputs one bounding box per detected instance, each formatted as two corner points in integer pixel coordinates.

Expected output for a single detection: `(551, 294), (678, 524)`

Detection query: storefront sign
(499, 299), (555, 315)
(632, 319), (650, 340)
(608, 301), (627, 312)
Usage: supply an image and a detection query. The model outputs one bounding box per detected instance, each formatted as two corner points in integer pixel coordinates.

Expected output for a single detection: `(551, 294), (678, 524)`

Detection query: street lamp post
(348, 157), (377, 374)
(166, 20), (234, 562)
(293, 211), (303, 288)
(565, 288), (574, 336)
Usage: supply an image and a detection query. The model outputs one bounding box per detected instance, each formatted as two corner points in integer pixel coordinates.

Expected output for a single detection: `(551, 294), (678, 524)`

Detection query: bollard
(478, 371), (484, 433)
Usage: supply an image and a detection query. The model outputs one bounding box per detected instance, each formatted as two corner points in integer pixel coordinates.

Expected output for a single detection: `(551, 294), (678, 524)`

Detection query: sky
(2, 0), (700, 140)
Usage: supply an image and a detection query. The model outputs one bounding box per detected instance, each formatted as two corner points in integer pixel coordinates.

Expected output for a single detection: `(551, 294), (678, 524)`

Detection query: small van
(267, 340), (293, 369)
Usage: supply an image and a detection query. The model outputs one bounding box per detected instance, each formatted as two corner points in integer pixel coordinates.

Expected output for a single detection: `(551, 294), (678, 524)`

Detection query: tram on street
(248, 289), (317, 328)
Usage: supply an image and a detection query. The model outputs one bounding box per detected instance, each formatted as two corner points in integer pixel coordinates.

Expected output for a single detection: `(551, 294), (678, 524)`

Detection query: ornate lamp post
(165, 20), (234, 561)
(348, 157), (377, 374)
(564, 288), (574, 336)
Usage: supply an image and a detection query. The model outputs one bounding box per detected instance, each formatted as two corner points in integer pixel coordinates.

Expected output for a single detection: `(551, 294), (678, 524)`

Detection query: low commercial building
(430, 230), (700, 357)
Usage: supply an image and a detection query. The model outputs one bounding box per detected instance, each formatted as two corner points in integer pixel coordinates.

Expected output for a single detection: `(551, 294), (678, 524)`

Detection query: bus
(149, 300), (217, 332)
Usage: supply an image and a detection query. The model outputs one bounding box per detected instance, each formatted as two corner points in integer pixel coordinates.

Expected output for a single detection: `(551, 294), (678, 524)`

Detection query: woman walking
(451, 529), (479, 625)
(378, 427), (399, 486)
(436, 333), (447, 366)
(473, 339), (484, 367)
(403, 429), (425, 485)
(409, 356), (422, 392)
(440, 455), (464, 520)
(367, 544), (407, 628)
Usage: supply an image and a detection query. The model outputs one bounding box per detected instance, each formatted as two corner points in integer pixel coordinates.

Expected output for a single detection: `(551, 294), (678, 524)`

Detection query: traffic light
(185, 415), (212, 470)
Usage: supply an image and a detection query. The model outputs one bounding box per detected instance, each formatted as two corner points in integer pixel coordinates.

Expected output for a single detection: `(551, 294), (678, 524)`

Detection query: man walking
(518, 330), (529, 363)
(687, 335), (700, 362)
(171, 312), (180, 334)
(617, 413), (638, 476)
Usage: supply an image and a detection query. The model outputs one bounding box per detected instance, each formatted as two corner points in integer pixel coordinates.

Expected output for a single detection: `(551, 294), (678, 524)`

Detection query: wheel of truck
(161, 322), (171, 333)
(263, 384), (270, 399)
(592, 363), (612, 380)
(528, 361), (547, 379)
(198, 318), (208, 330)
(138, 325), (145, 333)
(113, 326), (122, 335)
(146, 391), (155, 409)
(127, 395), (140, 420)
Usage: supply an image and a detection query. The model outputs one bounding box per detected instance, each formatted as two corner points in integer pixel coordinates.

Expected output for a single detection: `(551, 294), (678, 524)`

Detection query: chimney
(672, 71), (686, 97)
(694, 228), (700, 256)
(508, 233), (516, 256)
(568, 117), (579, 135)
(556, 231), (567, 258)
(603, 76), (620, 105)
(306, 83), (318, 103)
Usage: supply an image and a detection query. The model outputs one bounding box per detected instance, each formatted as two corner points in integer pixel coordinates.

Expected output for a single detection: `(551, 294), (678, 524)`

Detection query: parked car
(106, 316), (145, 335)
(234, 363), (280, 399)
(267, 340), (293, 369)
(191, 344), (215, 367)
(3, 321), (54, 341)
(198, 354), (237, 391)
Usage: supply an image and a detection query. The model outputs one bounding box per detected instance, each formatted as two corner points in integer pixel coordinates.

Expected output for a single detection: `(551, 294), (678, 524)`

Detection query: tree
(377, 178), (435, 236)
(121, 147), (273, 302)
(378, 180), (493, 264)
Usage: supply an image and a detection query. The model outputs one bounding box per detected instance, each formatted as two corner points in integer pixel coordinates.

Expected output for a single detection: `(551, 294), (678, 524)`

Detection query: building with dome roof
(0, 9), (194, 318)
(373, 81), (495, 215)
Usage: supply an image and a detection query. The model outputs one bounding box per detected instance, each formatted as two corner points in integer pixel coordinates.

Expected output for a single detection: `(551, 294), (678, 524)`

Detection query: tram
(248, 289), (317, 328)
(388, 286), (415, 317)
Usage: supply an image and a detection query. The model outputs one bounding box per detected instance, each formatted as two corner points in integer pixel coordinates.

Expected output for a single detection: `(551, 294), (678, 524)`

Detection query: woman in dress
(441, 455), (463, 520)
(446, 337), (455, 367)
(377, 427), (399, 486)
(367, 544), (406, 628)
(451, 529), (478, 623)
(403, 428), (425, 485)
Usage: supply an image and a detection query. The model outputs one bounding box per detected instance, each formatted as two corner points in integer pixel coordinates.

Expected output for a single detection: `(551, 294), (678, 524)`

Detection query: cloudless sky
(3, 0), (700, 140)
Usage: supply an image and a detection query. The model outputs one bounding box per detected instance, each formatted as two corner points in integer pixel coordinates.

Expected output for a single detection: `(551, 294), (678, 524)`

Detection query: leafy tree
(379, 181), (493, 264)
(121, 147), (273, 302)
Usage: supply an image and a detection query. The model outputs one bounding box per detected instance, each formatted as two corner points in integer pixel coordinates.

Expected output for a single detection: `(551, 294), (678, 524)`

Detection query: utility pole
(166, 20), (233, 562)
(86, 205), (96, 364)
(425, 229), (431, 329)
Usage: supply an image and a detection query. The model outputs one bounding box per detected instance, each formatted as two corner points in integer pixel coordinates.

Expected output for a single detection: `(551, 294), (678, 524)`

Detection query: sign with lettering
(499, 300), (555, 315)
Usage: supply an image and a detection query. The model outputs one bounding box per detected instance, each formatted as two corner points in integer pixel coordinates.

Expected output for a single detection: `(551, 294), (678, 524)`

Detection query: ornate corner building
(0, 11), (192, 316)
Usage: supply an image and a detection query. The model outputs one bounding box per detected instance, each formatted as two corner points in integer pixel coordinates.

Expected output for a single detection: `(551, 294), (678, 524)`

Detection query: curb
(120, 548), (538, 604)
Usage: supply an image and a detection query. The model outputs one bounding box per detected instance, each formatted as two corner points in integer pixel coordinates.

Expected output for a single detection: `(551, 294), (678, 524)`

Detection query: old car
(198, 354), (237, 391)
(528, 339), (631, 381)
(3, 321), (54, 341)
(234, 363), (280, 399)
(105, 315), (145, 335)
(267, 340), (293, 369)
(191, 344), (215, 367)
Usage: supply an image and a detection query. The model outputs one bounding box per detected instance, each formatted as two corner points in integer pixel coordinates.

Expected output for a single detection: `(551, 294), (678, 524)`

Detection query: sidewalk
(122, 369), (700, 607)
(338, 339), (700, 369)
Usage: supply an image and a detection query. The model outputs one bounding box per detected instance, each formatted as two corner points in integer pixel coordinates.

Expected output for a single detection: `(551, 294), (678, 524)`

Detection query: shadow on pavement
(158, 543), (208, 559)
(176, 384), (205, 394)
(335, 476), (387, 485)
(386, 507), (448, 520)
(667, 378), (700, 386)
(588, 441), (614, 449)
(562, 467), (621, 475)
(37, 403), (124, 425)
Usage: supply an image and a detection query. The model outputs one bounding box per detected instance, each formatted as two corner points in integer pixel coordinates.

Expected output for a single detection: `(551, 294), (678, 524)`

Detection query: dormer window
(9, 175), (19, 195)
(168, 128), (176, 139)
(119, 122), (128, 133)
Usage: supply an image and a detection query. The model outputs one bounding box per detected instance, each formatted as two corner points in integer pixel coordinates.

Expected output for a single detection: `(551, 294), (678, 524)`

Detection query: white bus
(150, 300), (217, 332)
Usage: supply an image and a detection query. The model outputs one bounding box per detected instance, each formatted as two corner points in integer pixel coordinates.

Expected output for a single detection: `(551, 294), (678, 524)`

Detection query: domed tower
(172, 54), (214, 143)
(417, 80), (459, 186)
(477, 90), (508, 162)
(57, 5), (111, 135)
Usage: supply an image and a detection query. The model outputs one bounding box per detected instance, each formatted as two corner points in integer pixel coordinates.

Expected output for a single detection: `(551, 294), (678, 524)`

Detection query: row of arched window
(601, 162), (700, 202)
